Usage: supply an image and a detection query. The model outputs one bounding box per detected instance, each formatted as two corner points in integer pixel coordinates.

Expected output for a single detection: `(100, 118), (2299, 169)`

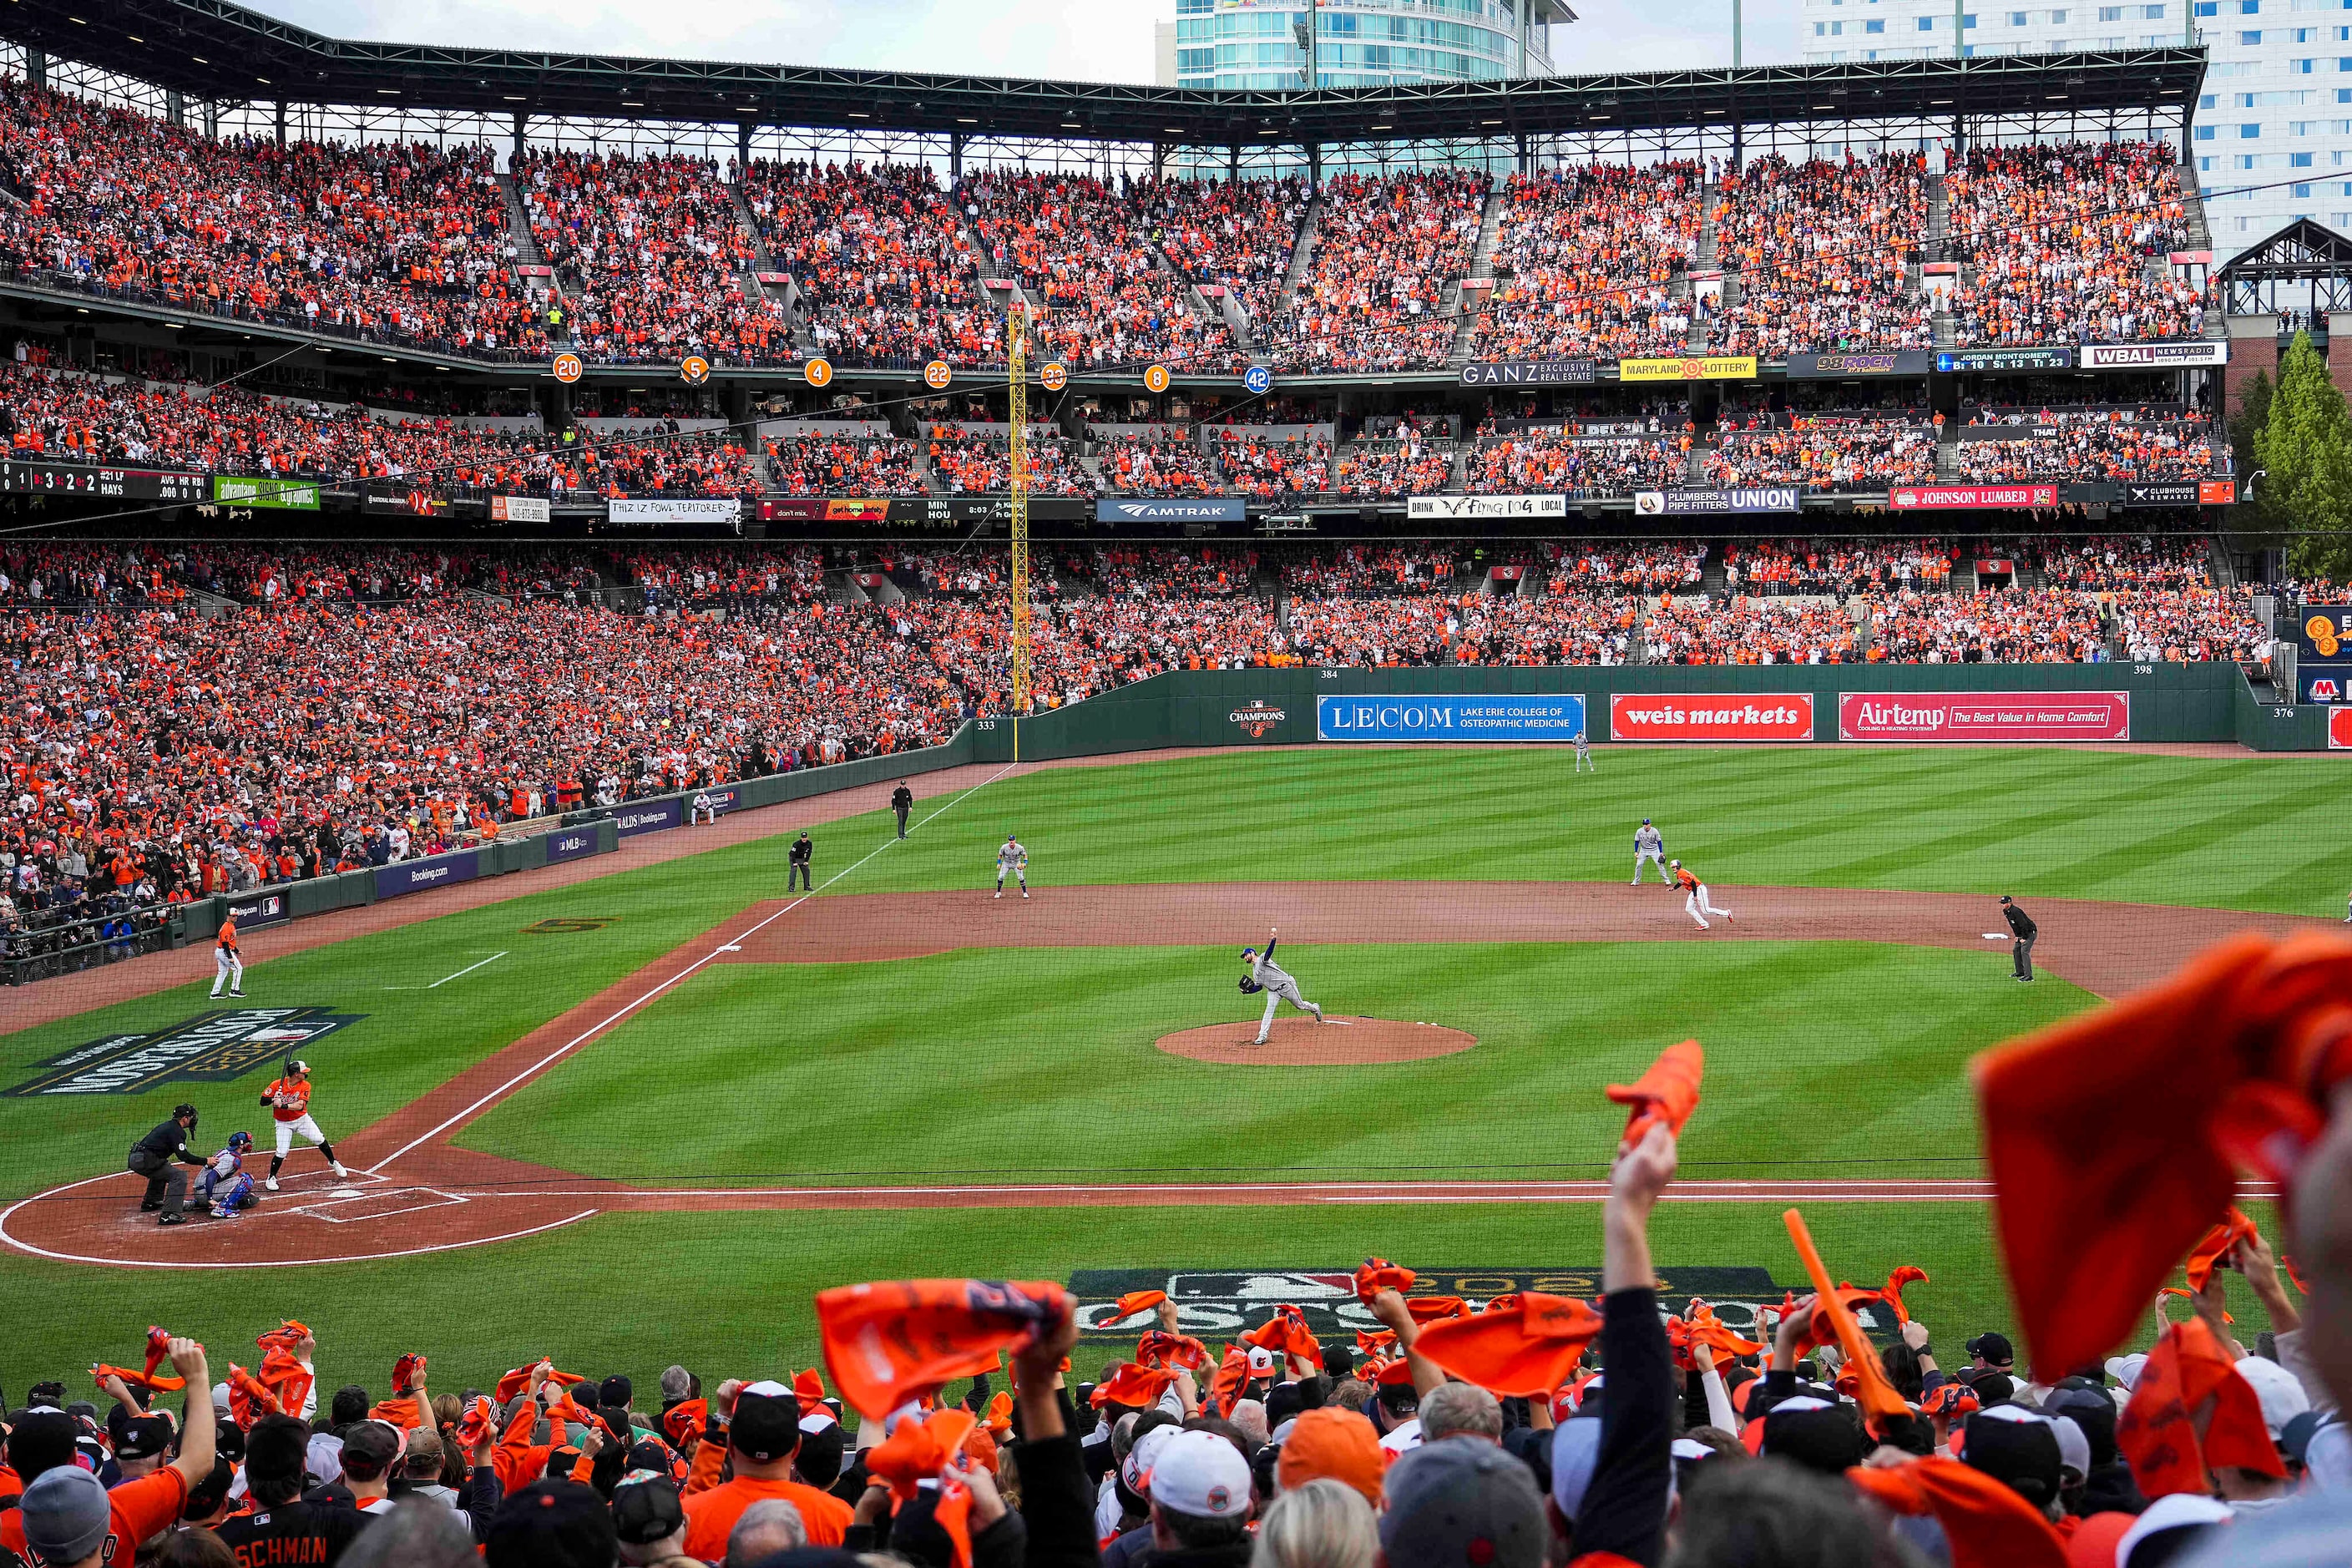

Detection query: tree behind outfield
(2258, 331), (2352, 579)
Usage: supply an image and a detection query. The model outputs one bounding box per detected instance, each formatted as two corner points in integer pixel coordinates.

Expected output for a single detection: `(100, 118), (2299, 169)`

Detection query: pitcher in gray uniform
(1632, 818), (1667, 885)
(1240, 927), (1324, 1045)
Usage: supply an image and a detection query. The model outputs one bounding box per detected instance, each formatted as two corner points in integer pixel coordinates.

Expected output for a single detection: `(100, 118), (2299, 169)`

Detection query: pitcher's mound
(1156, 1017), (1478, 1066)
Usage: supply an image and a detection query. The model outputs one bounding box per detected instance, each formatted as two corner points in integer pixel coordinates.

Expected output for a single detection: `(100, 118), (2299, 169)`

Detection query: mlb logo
(2312, 679), (2341, 702)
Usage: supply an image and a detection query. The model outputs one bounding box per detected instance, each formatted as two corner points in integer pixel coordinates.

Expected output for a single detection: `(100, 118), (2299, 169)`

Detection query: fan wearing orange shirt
(680, 1380), (854, 1558)
(1, 1338), (212, 1567)
(259, 1059), (348, 1192)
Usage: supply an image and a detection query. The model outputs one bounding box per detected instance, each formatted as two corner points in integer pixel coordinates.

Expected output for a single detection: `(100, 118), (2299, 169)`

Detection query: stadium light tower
(1732, 0), (1740, 67)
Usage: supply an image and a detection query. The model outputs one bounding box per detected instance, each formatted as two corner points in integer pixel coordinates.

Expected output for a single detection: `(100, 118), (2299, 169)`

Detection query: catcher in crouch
(1238, 927), (1325, 1045)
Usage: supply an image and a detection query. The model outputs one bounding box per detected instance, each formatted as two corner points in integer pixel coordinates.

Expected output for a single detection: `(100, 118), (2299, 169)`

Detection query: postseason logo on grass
(8, 1008), (364, 1097)
(1067, 1267), (1843, 1343)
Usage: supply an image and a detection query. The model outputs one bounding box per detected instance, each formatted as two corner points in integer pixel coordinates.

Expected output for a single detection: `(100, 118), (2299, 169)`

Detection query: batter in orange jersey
(258, 1059), (348, 1191)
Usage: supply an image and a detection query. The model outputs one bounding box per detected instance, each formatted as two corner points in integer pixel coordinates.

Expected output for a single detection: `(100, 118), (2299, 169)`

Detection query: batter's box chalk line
(282, 1186), (468, 1226)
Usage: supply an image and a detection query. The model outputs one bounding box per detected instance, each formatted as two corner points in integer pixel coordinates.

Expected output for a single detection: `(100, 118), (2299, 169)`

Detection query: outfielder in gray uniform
(1239, 928), (1323, 1045)
(1574, 731), (1596, 774)
(1632, 819), (1667, 885)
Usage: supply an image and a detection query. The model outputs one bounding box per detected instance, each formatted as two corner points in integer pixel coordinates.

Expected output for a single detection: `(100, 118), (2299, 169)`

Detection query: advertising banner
(1608, 694), (1814, 742)
(685, 786), (742, 817)
(214, 475), (322, 510)
(888, 497), (1090, 525)
(2080, 342), (2228, 370)
(373, 850), (481, 901)
(2120, 480), (2238, 508)
(222, 891), (291, 930)
(607, 498), (741, 525)
(609, 797), (684, 838)
(491, 495), (552, 523)
(1617, 355), (1758, 382)
(1317, 694), (1587, 742)
(1934, 347), (2074, 373)
(2331, 708), (2352, 749)
(0, 461), (208, 501)
(1407, 494), (1567, 519)
(1837, 690), (2131, 742)
(2291, 607), (2352, 660)
(543, 827), (603, 863)
(1097, 498), (1247, 523)
(823, 498), (890, 521)
(1786, 350), (1937, 378)
(2299, 670), (2350, 703)
(1889, 484), (2060, 510)
(760, 498), (829, 521)
(1633, 488), (1800, 516)
(1458, 360), (1598, 387)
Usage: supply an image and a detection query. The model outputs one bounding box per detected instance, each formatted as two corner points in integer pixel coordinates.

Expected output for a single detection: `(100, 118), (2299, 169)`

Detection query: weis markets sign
(1609, 694), (1814, 741)
(1839, 690), (2131, 742)
(1318, 695), (1587, 742)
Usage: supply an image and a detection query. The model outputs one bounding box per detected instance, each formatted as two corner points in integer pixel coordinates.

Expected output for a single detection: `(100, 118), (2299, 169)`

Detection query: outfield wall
(972, 663), (2248, 761)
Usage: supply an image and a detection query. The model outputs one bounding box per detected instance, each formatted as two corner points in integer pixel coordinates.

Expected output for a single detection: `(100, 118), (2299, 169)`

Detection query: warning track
(0, 878), (2320, 1268)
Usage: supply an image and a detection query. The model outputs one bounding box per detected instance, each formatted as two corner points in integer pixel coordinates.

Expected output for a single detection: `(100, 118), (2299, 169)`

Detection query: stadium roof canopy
(5, 0), (2206, 144)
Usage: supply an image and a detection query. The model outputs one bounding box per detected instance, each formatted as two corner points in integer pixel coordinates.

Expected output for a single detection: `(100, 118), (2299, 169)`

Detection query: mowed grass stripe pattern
(458, 942), (2085, 1181)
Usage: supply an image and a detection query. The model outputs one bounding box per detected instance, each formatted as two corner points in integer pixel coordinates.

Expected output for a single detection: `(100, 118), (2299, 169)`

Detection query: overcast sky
(245, 0), (1804, 80)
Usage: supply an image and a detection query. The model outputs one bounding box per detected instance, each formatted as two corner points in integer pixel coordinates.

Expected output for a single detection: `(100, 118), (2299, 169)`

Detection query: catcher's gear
(1238, 977), (1264, 995)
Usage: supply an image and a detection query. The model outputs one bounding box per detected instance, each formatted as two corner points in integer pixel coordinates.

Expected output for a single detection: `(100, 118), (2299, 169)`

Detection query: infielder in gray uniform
(1632, 818), (1667, 885)
(1574, 731), (1596, 774)
(1239, 927), (1324, 1045)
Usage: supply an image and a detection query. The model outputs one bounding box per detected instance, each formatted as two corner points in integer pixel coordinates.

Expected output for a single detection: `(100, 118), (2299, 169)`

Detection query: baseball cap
(337, 1419), (402, 1481)
(113, 1414), (174, 1463)
(2115, 1494), (2232, 1568)
(2105, 1353), (2149, 1393)
(731, 1383), (803, 1464)
(599, 1376), (633, 1409)
(488, 1480), (619, 1568)
(1962, 1406), (2062, 1506)
(2230, 1355), (2309, 1439)
(1277, 1408), (1383, 1505)
(1147, 1429), (1252, 1520)
(1761, 1398), (1864, 1475)
(1245, 1345), (1277, 1378)
(1966, 1332), (2016, 1366)
(795, 1420), (846, 1488)
(610, 1477), (685, 1546)
(1380, 1437), (1547, 1568)
(20, 1465), (111, 1563)
(1121, 1422), (1181, 1497)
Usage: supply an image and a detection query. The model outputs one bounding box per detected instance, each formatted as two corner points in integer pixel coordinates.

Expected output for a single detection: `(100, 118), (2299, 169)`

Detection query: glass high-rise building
(1158, 0), (1573, 93)
(1798, 0), (2352, 259)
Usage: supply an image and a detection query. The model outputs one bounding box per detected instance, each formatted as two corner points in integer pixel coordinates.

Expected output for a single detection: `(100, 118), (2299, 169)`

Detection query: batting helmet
(1670, 859), (1681, 868)
(286, 1059), (310, 1076)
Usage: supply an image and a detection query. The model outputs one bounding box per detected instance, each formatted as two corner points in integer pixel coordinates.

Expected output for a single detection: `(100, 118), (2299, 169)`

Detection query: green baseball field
(0, 744), (2326, 1397)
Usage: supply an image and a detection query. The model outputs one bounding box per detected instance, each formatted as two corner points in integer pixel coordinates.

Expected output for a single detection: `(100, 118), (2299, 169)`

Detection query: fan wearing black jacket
(213, 1414), (372, 1564)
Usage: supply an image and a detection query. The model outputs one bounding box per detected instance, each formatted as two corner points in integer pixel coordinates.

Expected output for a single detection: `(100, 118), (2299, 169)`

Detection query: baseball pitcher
(995, 835), (1029, 899)
(1632, 819), (1667, 885)
(1238, 928), (1324, 1045)
(260, 1060), (348, 1191)
(1672, 860), (1733, 931)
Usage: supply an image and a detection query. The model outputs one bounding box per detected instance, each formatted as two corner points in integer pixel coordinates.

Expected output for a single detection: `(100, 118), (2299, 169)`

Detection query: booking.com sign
(1317, 694), (1587, 742)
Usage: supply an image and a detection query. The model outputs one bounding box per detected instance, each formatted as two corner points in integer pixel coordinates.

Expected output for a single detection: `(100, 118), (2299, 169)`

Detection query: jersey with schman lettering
(263, 1076), (312, 1124)
(211, 1497), (369, 1565)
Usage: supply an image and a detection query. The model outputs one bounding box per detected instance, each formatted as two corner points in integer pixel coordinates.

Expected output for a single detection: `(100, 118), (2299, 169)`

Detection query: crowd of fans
(740, 160), (993, 369)
(1098, 433), (1223, 495)
(1946, 142), (2208, 346)
(1544, 543), (1709, 596)
(0, 80), (550, 360)
(2031, 534), (2213, 592)
(1142, 176), (1311, 333)
(965, 172), (1238, 373)
(1703, 418), (1938, 492)
(1474, 163), (1703, 362)
(1955, 411), (2223, 485)
(1468, 432), (1688, 497)
(764, 435), (923, 497)
(1714, 153), (1930, 359)
(1210, 433), (1331, 500)
(1261, 171), (1487, 373)
(1329, 439), (1454, 498)
(923, 427), (1098, 497)
(1719, 539), (1957, 597)
(513, 149), (787, 365)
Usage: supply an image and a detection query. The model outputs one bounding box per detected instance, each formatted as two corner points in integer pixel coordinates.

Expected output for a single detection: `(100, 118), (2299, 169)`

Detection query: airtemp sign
(1318, 695), (1586, 741)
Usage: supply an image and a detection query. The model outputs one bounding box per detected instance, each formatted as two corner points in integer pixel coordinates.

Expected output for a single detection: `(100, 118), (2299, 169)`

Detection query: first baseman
(1632, 819), (1667, 885)
(1672, 860), (1733, 931)
(260, 1060), (347, 1190)
(1574, 731), (1596, 774)
(995, 834), (1029, 899)
(210, 913), (245, 999)
(1239, 928), (1324, 1044)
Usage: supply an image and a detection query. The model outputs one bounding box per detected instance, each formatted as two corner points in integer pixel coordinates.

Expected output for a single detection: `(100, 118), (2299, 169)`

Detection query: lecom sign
(1839, 691), (2131, 742)
(1608, 694), (1814, 741)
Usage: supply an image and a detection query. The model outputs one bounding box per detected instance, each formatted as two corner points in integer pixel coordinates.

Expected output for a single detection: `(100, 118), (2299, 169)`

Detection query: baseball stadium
(0, 0), (2344, 1561)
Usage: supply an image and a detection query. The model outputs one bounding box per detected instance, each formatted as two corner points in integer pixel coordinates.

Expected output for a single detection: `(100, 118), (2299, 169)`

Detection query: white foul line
(367, 762), (1020, 1175)
(428, 951), (509, 989)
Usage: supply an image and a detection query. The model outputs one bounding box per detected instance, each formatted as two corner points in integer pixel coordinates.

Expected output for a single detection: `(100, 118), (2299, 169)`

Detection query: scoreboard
(0, 459), (208, 501)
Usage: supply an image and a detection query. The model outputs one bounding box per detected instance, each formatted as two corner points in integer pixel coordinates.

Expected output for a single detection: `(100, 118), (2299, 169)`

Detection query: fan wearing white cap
(1144, 1429), (1253, 1558)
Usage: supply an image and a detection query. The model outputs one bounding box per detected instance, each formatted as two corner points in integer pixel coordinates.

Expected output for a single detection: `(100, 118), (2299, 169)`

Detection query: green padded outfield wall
(973, 662), (2249, 762)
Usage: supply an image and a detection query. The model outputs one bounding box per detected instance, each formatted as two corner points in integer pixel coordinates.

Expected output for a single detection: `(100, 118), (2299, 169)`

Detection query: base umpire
(129, 1103), (206, 1226)
(2000, 895), (2037, 982)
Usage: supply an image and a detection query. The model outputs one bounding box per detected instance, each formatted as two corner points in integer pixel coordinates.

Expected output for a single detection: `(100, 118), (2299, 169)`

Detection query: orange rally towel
(452, 1396), (498, 1452)
(2117, 1319), (2284, 1498)
(370, 1393), (424, 1431)
(1411, 1291), (1604, 1396)
(794, 1368), (831, 1418)
(867, 1408), (979, 1501)
(1111, 1290), (1167, 1320)
(816, 1278), (1071, 1419)
(1846, 1457), (2070, 1568)
(1352, 1258), (1417, 1300)
(2183, 1207), (2258, 1294)
(1404, 1297), (1471, 1323)
(1877, 1266), (1930, 1324)
(1605, 1039), (1704, 1144)
(226, 1365), (281, 1429)
(1090, 1363), (1176, 1410)
(1136, 1331), (1209, 1371)
(1241, 1306), (1324, 1369)
(1206, 1345), (1249, 1417)
(391, 1353), (427, 1394)
(660, 1399), (707, 1451)
(1975, 931), (2352, 1379)
(2156, 1287), (2232, 1324)
(493, 1360), (585, 1403)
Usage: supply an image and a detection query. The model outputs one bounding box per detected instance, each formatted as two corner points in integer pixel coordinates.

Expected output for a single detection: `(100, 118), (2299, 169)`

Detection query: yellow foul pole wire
(1008, 303), (1030, 761)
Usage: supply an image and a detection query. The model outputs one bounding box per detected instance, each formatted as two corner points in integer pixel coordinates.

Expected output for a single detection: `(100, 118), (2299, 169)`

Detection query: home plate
(330, 1187), (362, 1199)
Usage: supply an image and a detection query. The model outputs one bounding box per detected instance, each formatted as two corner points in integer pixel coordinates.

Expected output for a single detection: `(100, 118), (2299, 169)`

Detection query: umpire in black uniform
(129, 1103), (205, 1225)
(2001, 896), (2038, 982)
(788, 831), (814, 892)
(892, 781), (914, 840)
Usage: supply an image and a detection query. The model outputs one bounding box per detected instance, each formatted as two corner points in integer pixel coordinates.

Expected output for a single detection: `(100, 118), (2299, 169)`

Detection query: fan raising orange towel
(1605, 1039), (1703, 1144)
(816, 1278), (1071, 1419)
(2117, 1318), (2284, 1498)
(1410, 1292), (1603, 1396)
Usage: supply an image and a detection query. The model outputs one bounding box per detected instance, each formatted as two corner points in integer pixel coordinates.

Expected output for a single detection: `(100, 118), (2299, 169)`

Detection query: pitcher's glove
(1238, 977), (1264, 995)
